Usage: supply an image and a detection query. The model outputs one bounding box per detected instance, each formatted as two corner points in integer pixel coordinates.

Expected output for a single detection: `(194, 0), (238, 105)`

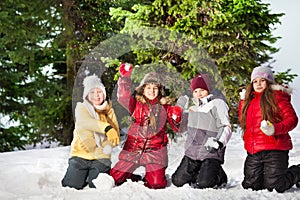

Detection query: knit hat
(251, 66), (274, 83)
(82, 74), (106, 99)
(190, 74), (212, 92)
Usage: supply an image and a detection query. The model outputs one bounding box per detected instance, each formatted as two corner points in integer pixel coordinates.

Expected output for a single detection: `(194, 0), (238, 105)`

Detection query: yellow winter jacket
(70, 101), (120, 160)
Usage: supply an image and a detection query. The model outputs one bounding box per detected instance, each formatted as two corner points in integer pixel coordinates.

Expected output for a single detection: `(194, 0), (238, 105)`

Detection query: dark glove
(119, 63), (133, 77)
(204, 137), (223, 153)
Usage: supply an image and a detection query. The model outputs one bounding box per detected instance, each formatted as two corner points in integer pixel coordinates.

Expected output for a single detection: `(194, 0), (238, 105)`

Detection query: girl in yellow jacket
(61, 74), (120, 189)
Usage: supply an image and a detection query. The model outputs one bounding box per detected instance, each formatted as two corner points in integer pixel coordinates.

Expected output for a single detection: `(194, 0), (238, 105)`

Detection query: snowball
(92, 173), (114, 190)
(103, 145), (112, 155)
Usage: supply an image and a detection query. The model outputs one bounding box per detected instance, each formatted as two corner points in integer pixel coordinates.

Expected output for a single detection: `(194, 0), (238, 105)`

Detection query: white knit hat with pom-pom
(82, 74), (106, 99)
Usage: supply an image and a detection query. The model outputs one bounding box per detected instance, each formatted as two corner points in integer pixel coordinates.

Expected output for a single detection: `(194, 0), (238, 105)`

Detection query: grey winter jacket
(182, 95), (231, 163)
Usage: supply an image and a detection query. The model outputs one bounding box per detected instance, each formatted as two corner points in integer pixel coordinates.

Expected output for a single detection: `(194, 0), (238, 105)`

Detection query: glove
(119, 62), (133, 77)
(204, 137), (222, 153)
(260, 120), (274, 136)
(168, 106), (182, 123)
(176, 95), (189, 109)
(239, 89), (246, 100)
(105, 127), (120, 146)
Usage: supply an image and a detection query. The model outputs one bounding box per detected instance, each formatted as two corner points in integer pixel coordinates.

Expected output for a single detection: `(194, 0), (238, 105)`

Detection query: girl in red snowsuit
(110, 63), (182, 189)
(238, 66), (299, 193)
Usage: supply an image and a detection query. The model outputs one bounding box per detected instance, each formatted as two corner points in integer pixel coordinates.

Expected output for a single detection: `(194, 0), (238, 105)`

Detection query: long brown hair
(240, 81), (281, 131)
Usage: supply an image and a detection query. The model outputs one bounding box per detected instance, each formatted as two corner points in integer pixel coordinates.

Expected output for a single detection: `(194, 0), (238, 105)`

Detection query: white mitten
(239, 89), (246, 100)
(260, 120), (274, 136)
(204, 137), (220, 153)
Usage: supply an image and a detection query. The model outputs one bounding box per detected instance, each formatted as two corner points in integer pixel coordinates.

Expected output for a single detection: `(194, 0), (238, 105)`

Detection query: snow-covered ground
(1, 130), (300, 200)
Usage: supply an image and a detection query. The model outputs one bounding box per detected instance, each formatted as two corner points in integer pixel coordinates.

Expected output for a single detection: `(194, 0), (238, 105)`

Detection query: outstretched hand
(176, 95), (189, 109)
(119, 63), (133, 77)
(168, 106), (182, 123)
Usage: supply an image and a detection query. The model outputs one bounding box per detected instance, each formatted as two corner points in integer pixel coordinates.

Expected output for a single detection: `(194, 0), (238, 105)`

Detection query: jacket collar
(146, 97), (159, 105)
(271, 84), (293, 95)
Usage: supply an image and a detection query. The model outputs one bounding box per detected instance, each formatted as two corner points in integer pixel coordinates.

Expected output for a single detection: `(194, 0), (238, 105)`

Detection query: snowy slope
(1, 130), (300, 200)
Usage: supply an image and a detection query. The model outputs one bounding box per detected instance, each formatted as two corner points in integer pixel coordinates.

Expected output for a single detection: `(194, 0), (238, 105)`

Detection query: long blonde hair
(240, 81), (281, 131)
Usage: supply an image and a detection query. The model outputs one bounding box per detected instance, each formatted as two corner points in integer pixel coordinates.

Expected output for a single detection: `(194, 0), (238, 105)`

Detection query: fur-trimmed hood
(271, 84), (293, 95)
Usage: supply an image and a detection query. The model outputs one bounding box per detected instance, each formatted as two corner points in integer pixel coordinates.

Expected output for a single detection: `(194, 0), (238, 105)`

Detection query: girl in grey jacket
(171, 74), (232, 189)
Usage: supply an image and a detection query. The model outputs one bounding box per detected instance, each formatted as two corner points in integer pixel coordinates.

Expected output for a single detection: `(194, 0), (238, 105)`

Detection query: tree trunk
(62, 0), (77, 145)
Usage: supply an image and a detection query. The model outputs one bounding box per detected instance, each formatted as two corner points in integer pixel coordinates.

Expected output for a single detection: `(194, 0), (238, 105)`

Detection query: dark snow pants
(110, 160), (167, 189)
(61, 157), (111, 189)
(242, 150), (300, 193)
(171, 155), (227, 188)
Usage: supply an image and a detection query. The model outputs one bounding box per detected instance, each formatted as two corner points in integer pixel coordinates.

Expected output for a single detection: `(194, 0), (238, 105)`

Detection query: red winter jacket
(238, 85), (298, 155)
(117, 77), (180, 166)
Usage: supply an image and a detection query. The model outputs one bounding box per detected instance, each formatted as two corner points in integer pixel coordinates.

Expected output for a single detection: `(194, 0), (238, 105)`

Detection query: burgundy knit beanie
(190, 74), (212, 92)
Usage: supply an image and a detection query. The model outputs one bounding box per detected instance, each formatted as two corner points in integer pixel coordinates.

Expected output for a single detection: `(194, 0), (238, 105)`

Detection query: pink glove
(168, 106), (182, 123)
(119, 63), (133, 77)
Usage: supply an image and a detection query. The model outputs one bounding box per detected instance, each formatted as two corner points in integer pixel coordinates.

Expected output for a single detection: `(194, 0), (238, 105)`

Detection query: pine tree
(0, 0), (137, 151)
(109, 0), (297, 127)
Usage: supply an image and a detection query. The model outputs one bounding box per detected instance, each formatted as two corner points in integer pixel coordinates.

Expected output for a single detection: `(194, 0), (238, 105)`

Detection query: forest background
(0, 0), (298, 152)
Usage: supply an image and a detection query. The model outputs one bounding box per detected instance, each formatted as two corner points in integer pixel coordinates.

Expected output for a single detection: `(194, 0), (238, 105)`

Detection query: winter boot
(294, 165), (300, 188)
(191, 168), (227, 189)
(130, 174), (143, 182)
(216, 167), (227, 188)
